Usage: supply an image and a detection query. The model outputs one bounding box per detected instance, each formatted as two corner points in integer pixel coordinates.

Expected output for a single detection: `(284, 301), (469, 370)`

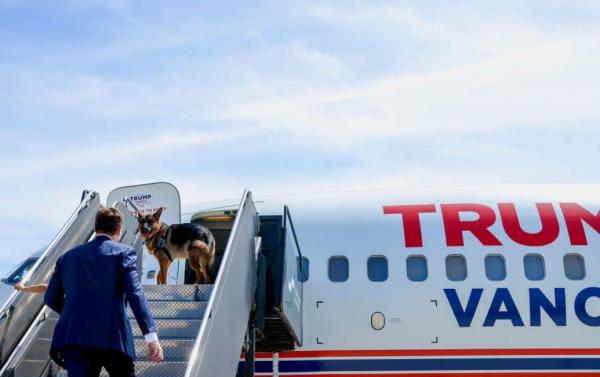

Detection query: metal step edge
(133, 337), (197, 341)
(131, 319), (202, 338)
(40, 324), (201, 340)
(128, 301), (207, 319)
(128, 300), (208, 306)
(142, 284), (214, 301)
(142, 284), (214, 289)
(133, 339), (195, 360)
(46, 318), (204, 325)
(22, 337), (52, 360)
(99, 360), (188, 377)
(20, 359), (50, 363)
(11, 359), (50, 377)
(133, 315), (206, 320)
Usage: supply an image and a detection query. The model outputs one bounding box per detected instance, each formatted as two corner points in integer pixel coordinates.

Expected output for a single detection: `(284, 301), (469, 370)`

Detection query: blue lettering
(529, 288), (566, 326)
(444, 288), (482, 327)
(483, 288), (524, 327)
(444, 287), (600, 328)
(575, 287), (600, 326)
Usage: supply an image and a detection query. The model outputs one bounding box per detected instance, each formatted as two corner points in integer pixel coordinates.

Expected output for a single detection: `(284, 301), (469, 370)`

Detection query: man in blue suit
(45, 207), (163, 376)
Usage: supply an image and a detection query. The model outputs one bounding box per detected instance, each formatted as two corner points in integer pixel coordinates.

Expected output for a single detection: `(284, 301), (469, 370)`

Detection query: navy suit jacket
(44, 235), (155, 365)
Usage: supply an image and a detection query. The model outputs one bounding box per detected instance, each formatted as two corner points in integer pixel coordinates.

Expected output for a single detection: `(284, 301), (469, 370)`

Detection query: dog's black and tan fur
(137, 208), (215, 285)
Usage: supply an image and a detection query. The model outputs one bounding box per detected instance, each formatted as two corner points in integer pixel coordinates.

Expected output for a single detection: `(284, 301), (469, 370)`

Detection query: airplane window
(298, 257), (309, 283)
(524, 254), (545, 281)
(446, 255), (467, 281)
(564, 254), (585, 280)
(328, 256), (349, 282)
(406, 255), (428, 282)
(367, 256), (388, 282)
(4, 258), (37, 285)
(485, 255), (506, 281)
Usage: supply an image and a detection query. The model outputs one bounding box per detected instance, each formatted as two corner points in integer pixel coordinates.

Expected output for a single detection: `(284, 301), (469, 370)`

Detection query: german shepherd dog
(137, 208), (216, 285)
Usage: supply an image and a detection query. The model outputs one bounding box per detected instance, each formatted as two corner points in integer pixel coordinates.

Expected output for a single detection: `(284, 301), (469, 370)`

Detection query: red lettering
(441, 204), (502, 246)
(498, 203), (559, 246)
(560, 203), (600, 245)
(383, 205), (436, 247)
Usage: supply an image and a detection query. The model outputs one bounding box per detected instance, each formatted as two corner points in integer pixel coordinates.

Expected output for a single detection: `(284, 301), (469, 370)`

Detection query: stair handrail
(185, 190), (258, 377)
(0, 190), (97, 324)
(283, 205), (303, 262)
(0, 194), (141, 376)
(278, 205), (304, 346)
(0, 307), (53, 377)
(0, 191), (99, 374)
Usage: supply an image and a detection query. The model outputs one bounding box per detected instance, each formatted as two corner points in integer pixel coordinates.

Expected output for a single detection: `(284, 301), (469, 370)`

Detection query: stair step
(129, 301), (207, 319)
(22, 337), (51, 362)
(133, 319), (202, 338)
(142, 284), (213, 301)
(99, 361), (188, 377)
(16, 285), (211, 377)
(22, 338), (196, 363)
(41, 318), (202, 340)
(11, 359), (49, 377)
(257, 317), (296, 352)
(38, 317), (58, 339)
(134, 339), (195, 361)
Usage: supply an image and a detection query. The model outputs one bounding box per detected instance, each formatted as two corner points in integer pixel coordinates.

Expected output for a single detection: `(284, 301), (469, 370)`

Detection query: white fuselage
(238, 185), (600, 376)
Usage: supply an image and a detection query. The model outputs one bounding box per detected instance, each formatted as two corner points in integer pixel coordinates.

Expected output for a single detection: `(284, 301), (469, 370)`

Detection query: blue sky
(0, 0), (599, 275)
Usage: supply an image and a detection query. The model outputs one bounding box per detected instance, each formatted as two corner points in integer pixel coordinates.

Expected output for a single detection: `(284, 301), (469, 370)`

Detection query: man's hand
(14, 282), (24, 291)
(148, 341), (163, 362)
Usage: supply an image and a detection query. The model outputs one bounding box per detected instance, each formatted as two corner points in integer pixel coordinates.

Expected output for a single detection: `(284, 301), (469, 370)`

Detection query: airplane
(0, 182), (598, 377)
(243, 185), (600, 376)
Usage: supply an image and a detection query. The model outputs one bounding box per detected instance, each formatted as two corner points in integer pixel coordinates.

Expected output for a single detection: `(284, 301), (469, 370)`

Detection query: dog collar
(157, 235), (167, 250)
(143, 227), (173, 262)
(157, 233), (173, 262)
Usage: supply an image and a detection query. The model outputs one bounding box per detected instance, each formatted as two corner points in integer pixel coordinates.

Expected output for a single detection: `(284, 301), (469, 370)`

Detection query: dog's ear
(153, 207), (163, 220)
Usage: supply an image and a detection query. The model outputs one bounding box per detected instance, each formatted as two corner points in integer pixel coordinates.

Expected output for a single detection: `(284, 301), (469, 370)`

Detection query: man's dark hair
(95, 207), (124, 235)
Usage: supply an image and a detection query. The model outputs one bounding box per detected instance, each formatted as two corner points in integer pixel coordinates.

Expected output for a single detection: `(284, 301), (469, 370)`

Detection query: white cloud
(247, 29), (263, 41)
(6, 2), (599, 152)
(209, 28), (600, 147)
(1, 127), (260, 179)
(290, 41), (349, 80)
(310, 3), (552, 57)
(311, 3), (446, 41)
(15, 29), (595, 159)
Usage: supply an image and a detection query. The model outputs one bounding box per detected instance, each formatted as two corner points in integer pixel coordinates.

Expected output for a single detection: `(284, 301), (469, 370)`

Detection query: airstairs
(111, 284), (213, 376)
(0, 186), (303, 377)
(0, 191), (101, 377)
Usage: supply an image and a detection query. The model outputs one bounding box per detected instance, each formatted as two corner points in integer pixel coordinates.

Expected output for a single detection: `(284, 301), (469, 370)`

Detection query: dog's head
(137, 207), (163, 239)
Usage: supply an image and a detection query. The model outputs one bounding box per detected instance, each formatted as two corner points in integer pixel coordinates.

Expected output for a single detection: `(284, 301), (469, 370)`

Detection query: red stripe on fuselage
(279, 374), (600, 377)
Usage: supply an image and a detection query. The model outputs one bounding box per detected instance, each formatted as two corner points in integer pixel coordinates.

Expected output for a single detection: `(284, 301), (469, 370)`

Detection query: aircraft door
(107, 182), (183, 285)
(278, 206), (304, 346)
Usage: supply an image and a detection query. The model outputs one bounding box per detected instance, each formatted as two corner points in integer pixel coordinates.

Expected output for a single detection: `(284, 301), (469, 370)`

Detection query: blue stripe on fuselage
(239, 357), (600, 373)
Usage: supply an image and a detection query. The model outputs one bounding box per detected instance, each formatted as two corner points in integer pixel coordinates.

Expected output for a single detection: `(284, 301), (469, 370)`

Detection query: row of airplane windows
(297, 253), (586, 283)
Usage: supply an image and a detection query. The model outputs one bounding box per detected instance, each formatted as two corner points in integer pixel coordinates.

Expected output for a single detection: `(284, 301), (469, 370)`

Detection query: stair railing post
(256, 253), (266, 330)
(244, 320), (256, 377)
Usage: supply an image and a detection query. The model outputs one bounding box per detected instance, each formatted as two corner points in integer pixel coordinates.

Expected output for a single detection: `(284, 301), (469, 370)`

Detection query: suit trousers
(64, 347), (135, 377)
